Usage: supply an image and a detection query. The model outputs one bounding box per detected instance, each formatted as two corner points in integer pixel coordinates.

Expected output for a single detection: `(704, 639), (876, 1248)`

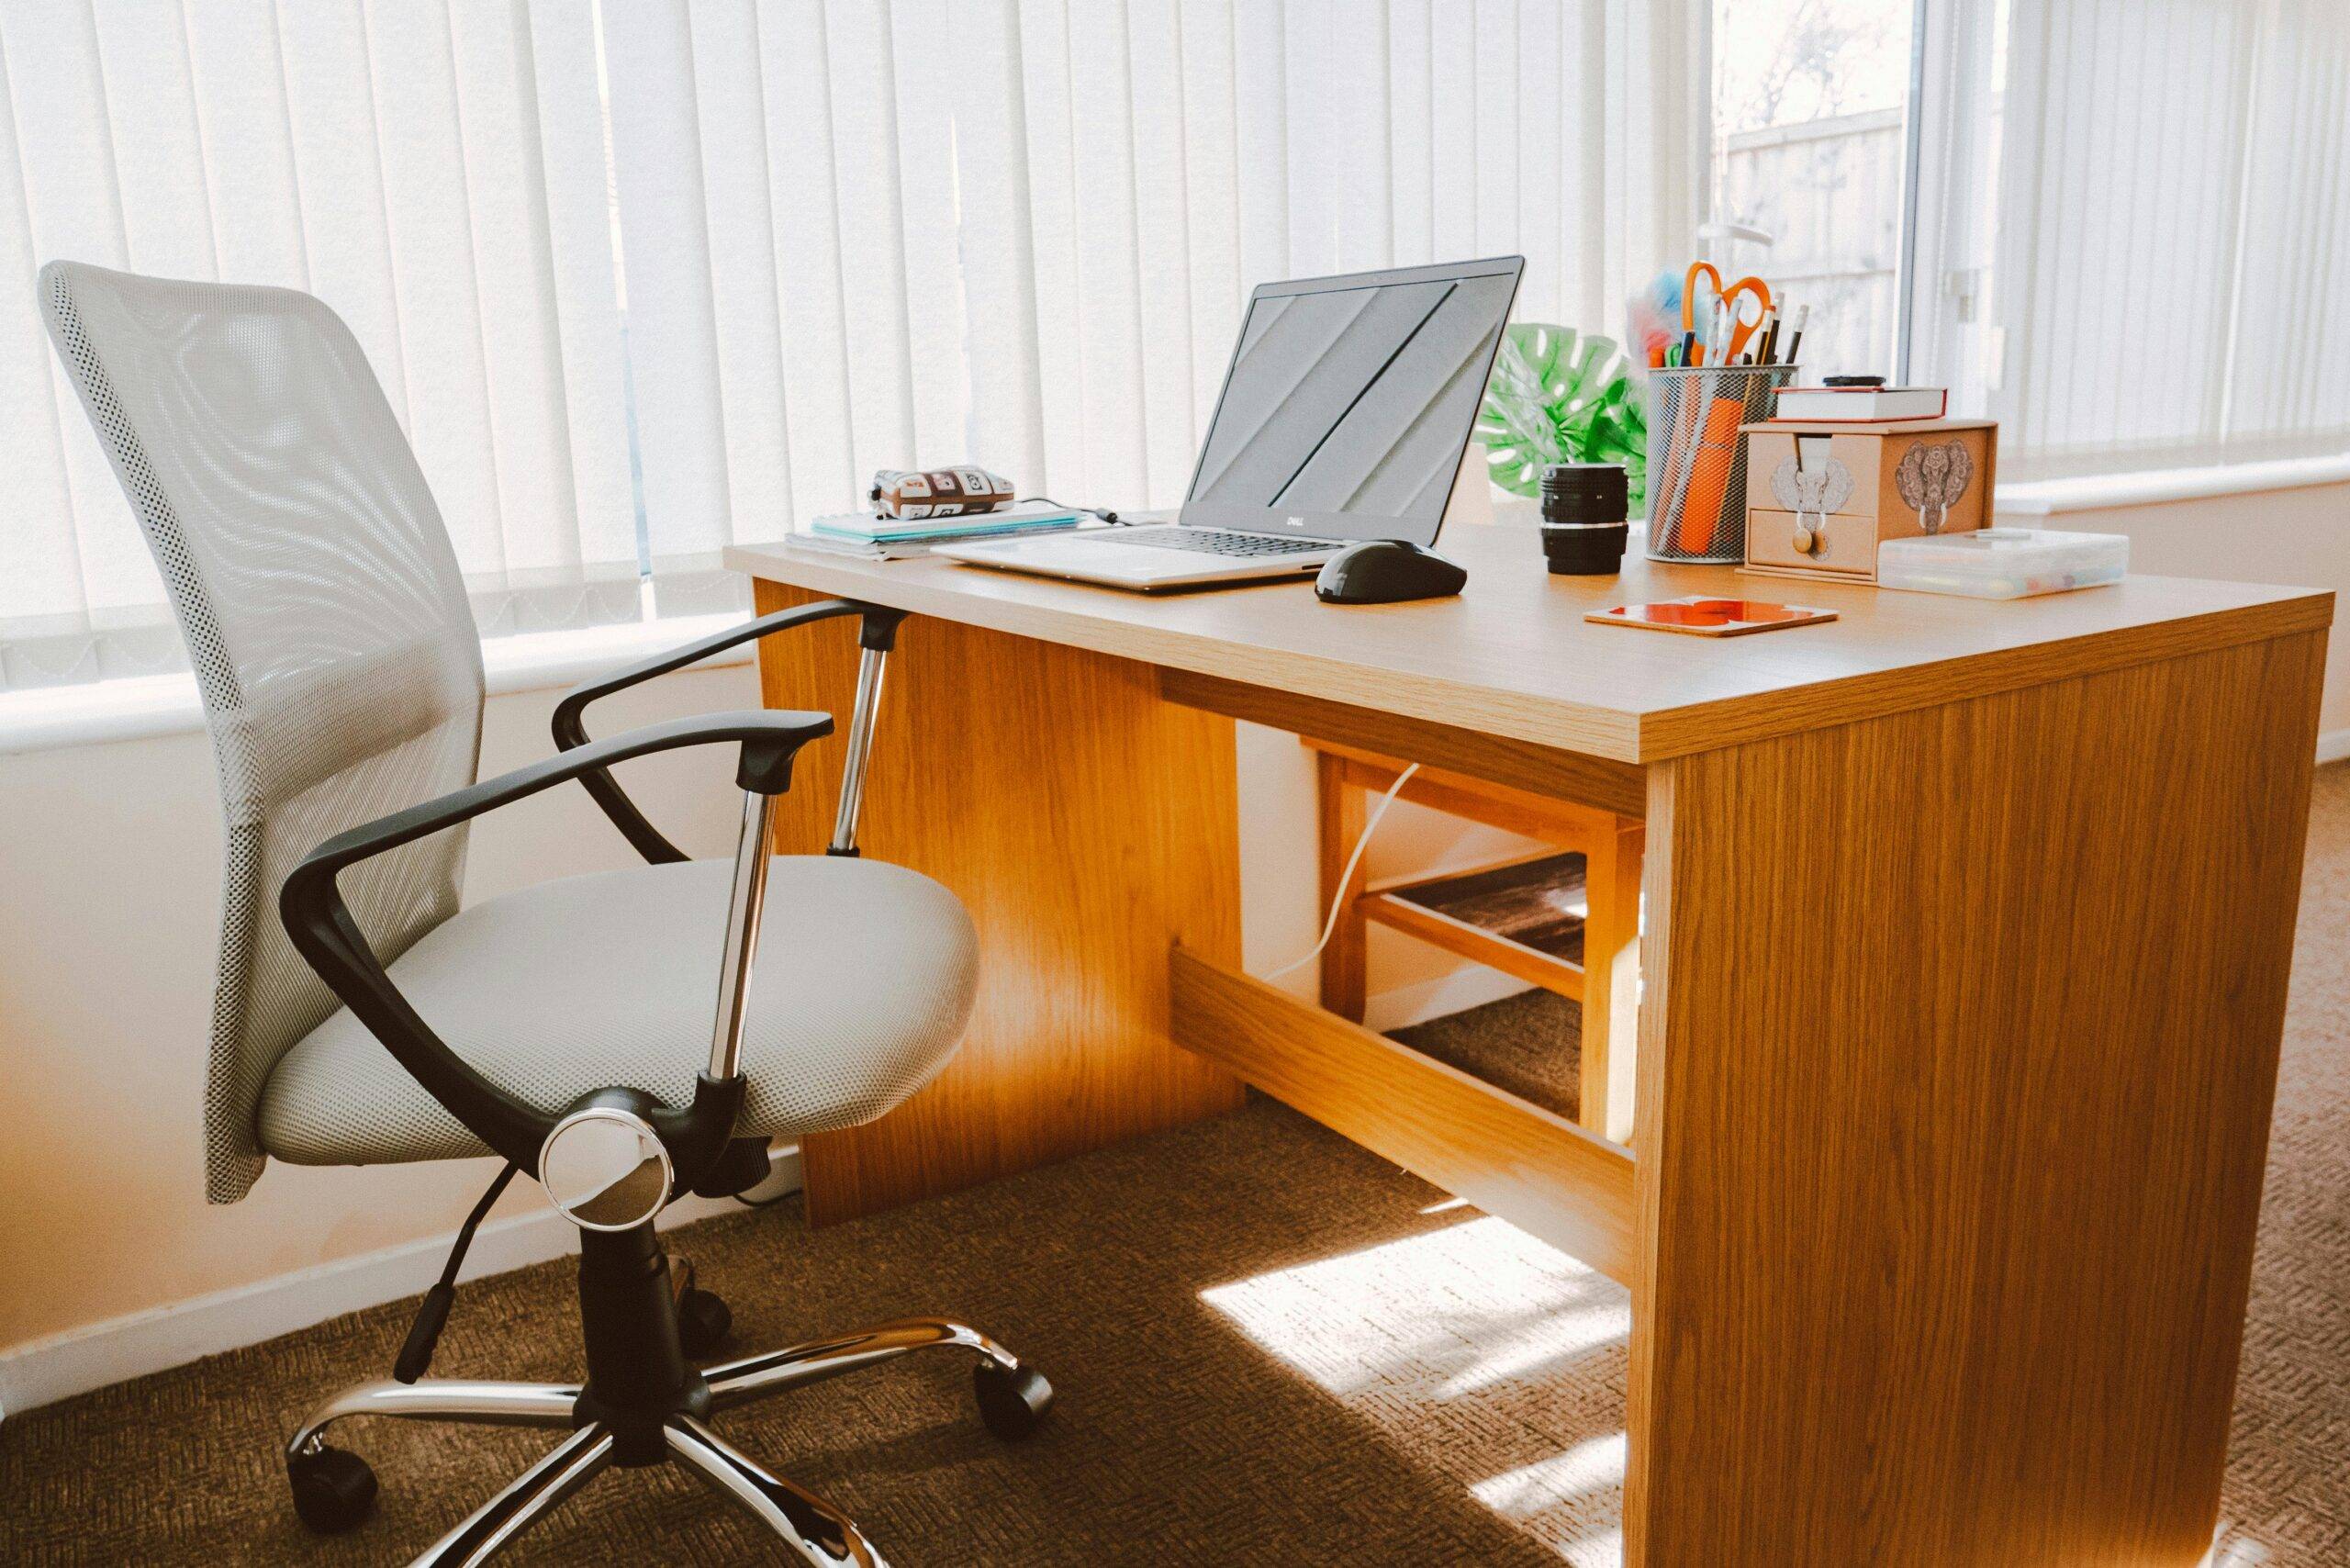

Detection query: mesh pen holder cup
(1643, 364), (1797, 563)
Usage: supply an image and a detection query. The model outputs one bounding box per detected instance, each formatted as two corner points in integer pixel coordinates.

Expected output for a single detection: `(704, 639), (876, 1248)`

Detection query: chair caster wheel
(678, 1286), (733, 1358)
(288, 1444), (377, 1533)
(974, 1361), (1053, 1440)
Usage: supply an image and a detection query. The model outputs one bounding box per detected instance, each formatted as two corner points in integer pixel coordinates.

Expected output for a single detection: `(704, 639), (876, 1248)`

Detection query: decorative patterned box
(1739, 418), (1998, 584)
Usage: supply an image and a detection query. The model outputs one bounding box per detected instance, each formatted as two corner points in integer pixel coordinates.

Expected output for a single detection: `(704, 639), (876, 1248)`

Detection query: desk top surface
(725, 523), (2330, 764)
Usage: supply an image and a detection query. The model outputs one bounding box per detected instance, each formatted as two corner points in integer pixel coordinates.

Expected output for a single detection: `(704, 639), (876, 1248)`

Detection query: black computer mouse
(1314, 540), (1468, 604)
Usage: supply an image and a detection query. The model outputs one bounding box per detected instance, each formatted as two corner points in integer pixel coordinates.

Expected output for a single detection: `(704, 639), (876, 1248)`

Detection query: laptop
(935, 255), (1524, 590)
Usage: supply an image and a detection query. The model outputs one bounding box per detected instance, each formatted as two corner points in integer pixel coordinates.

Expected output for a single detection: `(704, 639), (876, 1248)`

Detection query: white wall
(0, 649), (1522, 1408)
(6, 479), (2344, 1406)
(0, 663), (761, 1361)
(1235, 722), (1544, 1025)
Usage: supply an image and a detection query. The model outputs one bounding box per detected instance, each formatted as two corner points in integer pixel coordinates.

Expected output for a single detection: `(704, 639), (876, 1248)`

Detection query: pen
(1784, 303), (1808, 368)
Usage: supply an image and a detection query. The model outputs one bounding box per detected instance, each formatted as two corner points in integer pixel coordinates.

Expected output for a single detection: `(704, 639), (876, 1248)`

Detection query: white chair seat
(258, 856), (977, 1166)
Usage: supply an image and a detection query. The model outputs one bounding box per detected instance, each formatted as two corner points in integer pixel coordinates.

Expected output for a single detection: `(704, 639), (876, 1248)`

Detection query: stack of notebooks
(786, 502), (1089, 561)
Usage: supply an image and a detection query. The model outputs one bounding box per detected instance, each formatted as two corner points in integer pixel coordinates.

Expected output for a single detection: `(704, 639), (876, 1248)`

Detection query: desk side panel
(1627, 628), (2324, 1564)
(753, 581), (1247, 1223)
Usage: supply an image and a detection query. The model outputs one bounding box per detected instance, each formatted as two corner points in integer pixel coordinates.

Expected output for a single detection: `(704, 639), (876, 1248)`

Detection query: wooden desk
(725, 526), (2329, 1564)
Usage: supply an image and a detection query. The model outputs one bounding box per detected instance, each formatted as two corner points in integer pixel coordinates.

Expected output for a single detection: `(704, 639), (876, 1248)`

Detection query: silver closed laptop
(935, 256), (1524, 590)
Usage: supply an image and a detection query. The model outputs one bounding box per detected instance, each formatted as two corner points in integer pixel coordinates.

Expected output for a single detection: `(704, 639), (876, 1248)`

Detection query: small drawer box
(1739, 419), (1998, 584)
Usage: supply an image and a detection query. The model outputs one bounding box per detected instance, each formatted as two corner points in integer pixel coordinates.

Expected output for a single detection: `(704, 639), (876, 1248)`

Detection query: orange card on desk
(1588, 596), (1838, 637)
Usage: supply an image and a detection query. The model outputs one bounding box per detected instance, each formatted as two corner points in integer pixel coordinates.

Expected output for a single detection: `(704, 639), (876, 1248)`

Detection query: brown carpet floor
(1393, 980), (1581, 1120)
(6, 767), (2348, 1564)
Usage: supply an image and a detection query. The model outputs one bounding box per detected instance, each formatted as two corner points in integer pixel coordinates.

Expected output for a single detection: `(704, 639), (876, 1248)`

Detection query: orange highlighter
(1673, 396), (1749, 554)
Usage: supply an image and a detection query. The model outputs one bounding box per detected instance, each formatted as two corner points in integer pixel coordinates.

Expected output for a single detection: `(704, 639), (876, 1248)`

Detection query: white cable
(1263, 763), (1420, 981)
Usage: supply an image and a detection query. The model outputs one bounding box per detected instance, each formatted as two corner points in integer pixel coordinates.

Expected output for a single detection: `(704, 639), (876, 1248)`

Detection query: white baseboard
(1362, 967), (1534, 1033)
(0, 1147), (800, 1422)
(2319, 726), (2350, 765)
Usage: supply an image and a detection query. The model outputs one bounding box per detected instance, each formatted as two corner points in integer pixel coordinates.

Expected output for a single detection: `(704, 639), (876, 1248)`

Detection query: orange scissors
(1684, 261), (1774, 364)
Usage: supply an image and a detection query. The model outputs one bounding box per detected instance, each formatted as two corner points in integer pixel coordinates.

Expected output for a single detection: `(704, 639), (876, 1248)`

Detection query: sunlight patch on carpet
(2207, 1525), (2274, 1566)
(1202, 1212), (1628, 1563)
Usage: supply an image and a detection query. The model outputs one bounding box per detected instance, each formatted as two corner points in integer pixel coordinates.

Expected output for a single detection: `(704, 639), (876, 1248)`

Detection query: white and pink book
(1772, 385), (1948, 421)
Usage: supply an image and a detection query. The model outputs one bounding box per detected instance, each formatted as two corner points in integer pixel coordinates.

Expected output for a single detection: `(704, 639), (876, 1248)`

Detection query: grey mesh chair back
(39, 262), (486, 1203)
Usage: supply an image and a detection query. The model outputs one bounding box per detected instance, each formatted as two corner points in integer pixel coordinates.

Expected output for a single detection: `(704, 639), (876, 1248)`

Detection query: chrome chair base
(286, 1316), (1050, 1567)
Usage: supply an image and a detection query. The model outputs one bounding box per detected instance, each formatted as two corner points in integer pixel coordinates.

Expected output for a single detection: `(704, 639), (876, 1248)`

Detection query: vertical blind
(1991, 0), (2350, 473)
(0, 0), (638, 631)
(609, 0), (1697, 543)
(0, 0), (1694, 678)
(2224, 0), (2350, 456)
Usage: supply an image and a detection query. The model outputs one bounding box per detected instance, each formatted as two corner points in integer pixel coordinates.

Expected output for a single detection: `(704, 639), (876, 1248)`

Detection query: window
(0, 0), (1695, 693)
(6, 0), (2344, 694)
(1707, 0), (1917, 386)
(0, 1), (652, 688)
(1919, 0), (2350, 478)
(1716, 0), (2350, 482)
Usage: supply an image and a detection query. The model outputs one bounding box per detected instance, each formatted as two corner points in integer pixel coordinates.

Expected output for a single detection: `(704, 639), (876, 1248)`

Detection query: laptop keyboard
(1101, 528), (1332, 557)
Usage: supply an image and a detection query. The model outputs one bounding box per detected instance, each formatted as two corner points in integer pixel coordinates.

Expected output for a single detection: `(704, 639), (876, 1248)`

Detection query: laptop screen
(1180, 257), (1522, 546)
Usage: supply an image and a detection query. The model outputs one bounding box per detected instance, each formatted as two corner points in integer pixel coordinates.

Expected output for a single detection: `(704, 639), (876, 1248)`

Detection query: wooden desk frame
(1305, 736), (1645, 1143)
(735, 540), (2328, 1565)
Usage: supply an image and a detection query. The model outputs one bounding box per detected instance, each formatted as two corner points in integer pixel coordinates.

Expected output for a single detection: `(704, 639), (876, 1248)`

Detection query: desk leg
(1315, 750), (1370, 1022)
(1626, 630), (2323, 1565)
(1578, 820), (1643, 1146)
(751, 582), (1246, 1225)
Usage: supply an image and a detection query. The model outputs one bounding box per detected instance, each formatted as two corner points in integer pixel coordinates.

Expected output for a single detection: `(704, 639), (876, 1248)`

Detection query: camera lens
(1539, 463), (1628, 526)
(1539, 464), (1628, 575)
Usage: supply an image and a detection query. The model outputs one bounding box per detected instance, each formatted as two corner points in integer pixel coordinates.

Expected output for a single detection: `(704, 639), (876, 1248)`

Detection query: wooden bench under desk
(725, 528), (2331, 1566)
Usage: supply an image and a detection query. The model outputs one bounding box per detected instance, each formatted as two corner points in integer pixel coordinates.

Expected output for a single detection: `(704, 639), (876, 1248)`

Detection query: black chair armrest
(553, 599), (908, 863)
(278, 710), (832, 1172)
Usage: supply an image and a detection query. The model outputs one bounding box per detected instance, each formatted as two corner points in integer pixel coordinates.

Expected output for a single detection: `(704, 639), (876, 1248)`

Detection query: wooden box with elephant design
(1738, 418), (1998, 584)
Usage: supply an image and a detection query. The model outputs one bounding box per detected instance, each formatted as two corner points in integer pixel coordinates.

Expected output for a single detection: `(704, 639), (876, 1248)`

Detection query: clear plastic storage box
(1875, 527), (2128, 599)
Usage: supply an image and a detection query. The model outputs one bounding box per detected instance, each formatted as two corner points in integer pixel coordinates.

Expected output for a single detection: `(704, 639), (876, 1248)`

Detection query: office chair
(39, 261), (1048, 1566)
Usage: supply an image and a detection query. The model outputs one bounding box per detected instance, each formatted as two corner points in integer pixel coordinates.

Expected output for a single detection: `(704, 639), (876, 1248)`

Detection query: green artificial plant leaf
(1474, 323), (1649, 515)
